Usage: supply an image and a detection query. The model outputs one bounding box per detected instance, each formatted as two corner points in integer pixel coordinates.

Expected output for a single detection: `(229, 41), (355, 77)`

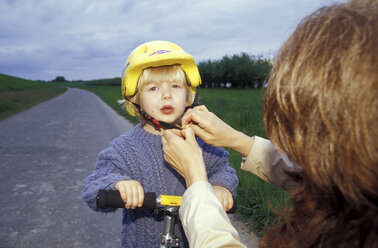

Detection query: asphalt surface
(0, 88), (133, 247)
(0, 88), (259, 248)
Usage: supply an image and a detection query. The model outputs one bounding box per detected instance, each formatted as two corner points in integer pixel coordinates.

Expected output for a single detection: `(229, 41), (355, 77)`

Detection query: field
(0, 74), (67, 120)
(198, 88), (289, 235)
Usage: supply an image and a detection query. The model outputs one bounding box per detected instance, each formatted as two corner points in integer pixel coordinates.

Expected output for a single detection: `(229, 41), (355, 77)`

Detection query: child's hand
(114, 180), (144, 209)
(213, 185), (233, 211)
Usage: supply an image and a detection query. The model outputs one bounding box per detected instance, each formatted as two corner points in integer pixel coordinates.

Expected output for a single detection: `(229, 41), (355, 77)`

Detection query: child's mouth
(160, 105), (174, 114)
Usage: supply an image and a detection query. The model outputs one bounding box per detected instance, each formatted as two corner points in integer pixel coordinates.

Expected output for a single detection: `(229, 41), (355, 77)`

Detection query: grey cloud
(0, 0), (344, 81)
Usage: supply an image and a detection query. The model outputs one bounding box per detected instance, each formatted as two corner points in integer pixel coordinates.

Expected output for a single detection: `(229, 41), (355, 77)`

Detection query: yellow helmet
(121, 40), (201, 100)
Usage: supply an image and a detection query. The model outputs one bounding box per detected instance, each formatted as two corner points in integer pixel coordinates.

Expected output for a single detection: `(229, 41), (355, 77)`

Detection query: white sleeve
(241, 136), (301, 190)
(179, 181), (247, 248)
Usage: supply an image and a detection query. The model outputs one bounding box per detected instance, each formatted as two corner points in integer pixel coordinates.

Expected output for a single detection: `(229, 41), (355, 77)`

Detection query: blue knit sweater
(82, 124), (238, 248)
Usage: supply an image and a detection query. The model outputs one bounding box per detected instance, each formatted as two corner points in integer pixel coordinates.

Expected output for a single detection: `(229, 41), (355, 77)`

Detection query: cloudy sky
(0, 0), (343, 81)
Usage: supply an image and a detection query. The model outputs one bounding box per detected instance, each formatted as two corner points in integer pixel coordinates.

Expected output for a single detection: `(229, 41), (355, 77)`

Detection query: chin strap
(184, 88), (199, 113)
(126, 88), (199, 131)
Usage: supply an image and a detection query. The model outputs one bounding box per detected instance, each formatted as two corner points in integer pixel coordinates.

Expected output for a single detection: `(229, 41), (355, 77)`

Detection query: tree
(197, 53), (272, 88)
(52, 76), (67, 82)
(251, 58), (272, 88)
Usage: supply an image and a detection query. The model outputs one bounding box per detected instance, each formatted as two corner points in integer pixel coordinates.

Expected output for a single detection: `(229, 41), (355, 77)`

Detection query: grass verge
(0, 74), (67, 120)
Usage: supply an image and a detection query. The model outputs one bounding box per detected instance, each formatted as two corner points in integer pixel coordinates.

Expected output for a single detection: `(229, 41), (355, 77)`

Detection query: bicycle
(96, 189), (236, 248)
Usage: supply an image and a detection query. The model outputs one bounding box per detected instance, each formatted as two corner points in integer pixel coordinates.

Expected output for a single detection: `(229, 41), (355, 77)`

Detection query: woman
(161, 0), (378, 247)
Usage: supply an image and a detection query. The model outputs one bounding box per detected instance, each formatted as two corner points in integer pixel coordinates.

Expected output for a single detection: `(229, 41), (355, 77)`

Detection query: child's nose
(162, 88), (172, 100)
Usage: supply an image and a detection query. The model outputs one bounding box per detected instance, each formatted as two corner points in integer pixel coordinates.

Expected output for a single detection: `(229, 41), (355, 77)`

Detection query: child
(82, 40), (238, 248)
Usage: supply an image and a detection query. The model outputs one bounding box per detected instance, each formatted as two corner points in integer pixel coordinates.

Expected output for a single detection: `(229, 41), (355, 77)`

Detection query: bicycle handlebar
(96, 189), (237, 213)
(96, 190), (157, 210)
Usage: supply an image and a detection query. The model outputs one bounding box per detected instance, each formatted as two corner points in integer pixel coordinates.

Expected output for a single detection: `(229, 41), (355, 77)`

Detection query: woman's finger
(161, 135), (167, 146)
(193, 105), (209, 112)
(189, 124), (213, 143)
(169, 128), (183, 137)
(227, 197), (234, 211)
(181, 109), (207, 128)
(181, 126), (196, 144)
(163, 129), (181, 141)
(181, 109), (195, 128)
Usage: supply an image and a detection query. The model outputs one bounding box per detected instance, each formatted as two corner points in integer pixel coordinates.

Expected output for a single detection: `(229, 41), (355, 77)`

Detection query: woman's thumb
(182, 126), (196, 144)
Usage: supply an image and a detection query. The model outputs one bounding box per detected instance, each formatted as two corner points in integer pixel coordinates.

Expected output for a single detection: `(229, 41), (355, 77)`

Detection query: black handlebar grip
(96, 190), (157, 210)
(142, 192), (156, 210)
(96, 189), (125, 208)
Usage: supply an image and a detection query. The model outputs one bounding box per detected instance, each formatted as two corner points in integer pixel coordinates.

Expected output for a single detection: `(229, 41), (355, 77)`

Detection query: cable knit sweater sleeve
(198, 138), (239, 197)
(82, 140), (132, 212)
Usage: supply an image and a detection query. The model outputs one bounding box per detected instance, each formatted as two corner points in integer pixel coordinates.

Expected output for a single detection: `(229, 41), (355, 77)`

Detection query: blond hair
(262, 0), (377, 247)
(126, 65), (195, 120)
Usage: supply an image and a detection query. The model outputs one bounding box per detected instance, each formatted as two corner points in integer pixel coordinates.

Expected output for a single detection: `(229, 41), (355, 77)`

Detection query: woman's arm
(242, 136), (301, 191)
(180, 181), (247, 248)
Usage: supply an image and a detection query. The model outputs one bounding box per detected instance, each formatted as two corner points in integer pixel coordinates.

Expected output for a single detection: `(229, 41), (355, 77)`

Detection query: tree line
(198, 53), (272, 88)
(51, 52), (273, 88)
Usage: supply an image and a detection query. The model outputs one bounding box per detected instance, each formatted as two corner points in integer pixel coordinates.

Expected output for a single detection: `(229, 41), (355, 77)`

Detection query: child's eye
(172, 84), (181, 89)
(149, 86), (158, 91)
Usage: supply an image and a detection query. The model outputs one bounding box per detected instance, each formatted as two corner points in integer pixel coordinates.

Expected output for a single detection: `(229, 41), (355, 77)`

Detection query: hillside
(0, 73), (67, 120)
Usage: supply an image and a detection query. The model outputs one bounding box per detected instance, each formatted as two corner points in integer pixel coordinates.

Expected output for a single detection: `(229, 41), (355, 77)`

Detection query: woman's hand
(182, 105), (255, 157)
(181, 106), (235, 148)
(213, 185), (234, 211)
(161, 127), (208, 187)
(114, 180), (144, 209)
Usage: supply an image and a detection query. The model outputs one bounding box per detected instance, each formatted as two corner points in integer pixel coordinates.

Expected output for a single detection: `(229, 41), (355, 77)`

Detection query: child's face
(139, 80), (187, 124)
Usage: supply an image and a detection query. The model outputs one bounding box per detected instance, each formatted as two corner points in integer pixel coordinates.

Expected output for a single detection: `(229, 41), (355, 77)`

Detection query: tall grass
(0, 74), (66, 120)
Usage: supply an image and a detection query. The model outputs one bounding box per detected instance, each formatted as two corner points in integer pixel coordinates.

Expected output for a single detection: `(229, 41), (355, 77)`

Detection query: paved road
(0, 88), (259, 247)
(0, 88), (133, 247)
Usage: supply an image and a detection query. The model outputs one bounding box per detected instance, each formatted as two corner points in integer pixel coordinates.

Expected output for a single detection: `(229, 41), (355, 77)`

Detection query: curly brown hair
(262, 0), (378, 247)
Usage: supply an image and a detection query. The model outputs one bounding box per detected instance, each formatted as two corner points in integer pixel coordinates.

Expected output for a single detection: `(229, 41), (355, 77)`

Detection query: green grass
(64, 84), (289, 236)
(198, 88), (289, 235)
(84, 77), (121, 86)
(0, 74), (67, 120)
(197, 88), (266, 137)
